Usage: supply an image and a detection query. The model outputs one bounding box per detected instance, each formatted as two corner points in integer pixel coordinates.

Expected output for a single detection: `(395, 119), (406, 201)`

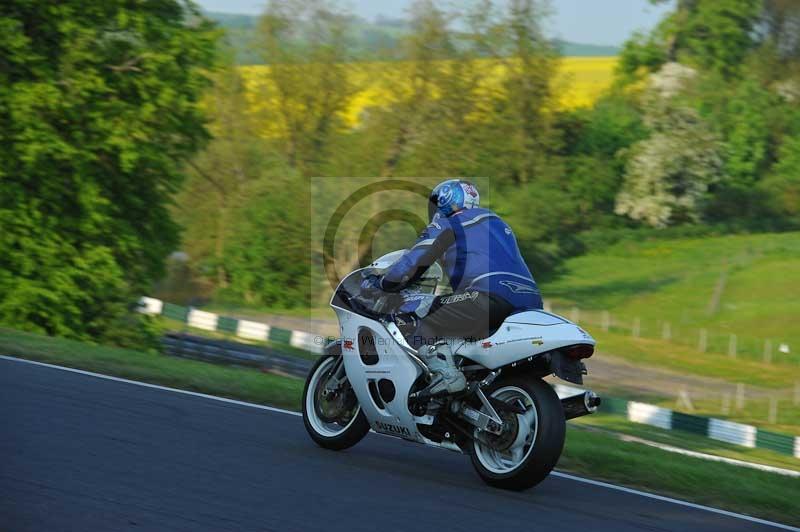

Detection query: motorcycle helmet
(428, 179), (480, 222)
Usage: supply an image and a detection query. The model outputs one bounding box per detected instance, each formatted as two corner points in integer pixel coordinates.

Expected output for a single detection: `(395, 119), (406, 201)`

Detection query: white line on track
(549, 472), (799, 531)
(2, 355), (798, 532)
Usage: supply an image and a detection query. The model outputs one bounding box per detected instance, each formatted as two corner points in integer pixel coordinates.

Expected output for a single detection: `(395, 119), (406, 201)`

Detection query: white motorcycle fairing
(333, 306), (431, 443)
(332, 302), (594, 444)
(454, 311), (595, 370)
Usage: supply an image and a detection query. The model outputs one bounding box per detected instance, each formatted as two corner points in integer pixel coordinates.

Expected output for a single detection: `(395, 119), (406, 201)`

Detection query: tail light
(565, 343), (594, 359)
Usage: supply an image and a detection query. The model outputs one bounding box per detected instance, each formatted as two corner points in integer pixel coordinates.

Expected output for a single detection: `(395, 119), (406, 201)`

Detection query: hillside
(544, 231), (800, 366)
(204, 11), (619, 64)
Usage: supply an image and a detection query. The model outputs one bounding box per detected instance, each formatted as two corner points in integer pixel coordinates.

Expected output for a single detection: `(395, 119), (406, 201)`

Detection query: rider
(362, 179), (542, 395)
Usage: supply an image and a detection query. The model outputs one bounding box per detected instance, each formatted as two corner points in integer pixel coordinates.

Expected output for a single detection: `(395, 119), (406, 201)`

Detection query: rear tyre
(469, 376), (565, 490)
(302, 354), (369, 451)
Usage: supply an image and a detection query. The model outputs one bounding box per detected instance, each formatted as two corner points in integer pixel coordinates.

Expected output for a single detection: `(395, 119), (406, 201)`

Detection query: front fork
(322, 356), (348, 397)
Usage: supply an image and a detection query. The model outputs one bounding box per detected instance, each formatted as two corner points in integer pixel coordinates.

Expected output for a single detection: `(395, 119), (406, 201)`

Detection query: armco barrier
(187, 309), (218, 332)
(161, 333), (311, 377)
(139, 296), (800, 459)
(236, 319), (270, 341)
(628, 402), (672, 430)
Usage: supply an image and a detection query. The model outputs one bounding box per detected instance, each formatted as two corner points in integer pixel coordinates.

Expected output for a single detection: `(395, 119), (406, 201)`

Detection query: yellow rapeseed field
(240, 56), (617, 131)
(555, 56), (618, 108)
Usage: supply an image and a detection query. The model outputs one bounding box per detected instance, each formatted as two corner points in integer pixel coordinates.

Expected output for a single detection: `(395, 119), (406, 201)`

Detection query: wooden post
(570, 307), (580, 324)
(721, 393), (731, 415)
(698, 328), (707, 353)
(763, 339), (772, 364)
(768, 397), (778, 424)
(795, 382), (800, 406)
(601, 310), (610, 332)
(677, 389), (694, 412)
(543, 300), (552, 313)
(735, 383), (745, 410)
(632, 317), (641, 338)
(662, 322), (671, 340)
(728, 334), (737, 358)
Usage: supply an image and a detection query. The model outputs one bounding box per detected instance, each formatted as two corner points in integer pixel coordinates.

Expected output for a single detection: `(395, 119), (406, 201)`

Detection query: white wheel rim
(305, 358), (361, 438)
(473, 386), (539, 475)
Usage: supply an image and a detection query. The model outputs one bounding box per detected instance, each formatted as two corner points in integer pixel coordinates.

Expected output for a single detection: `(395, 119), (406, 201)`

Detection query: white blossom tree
(615, 63), (723, 227)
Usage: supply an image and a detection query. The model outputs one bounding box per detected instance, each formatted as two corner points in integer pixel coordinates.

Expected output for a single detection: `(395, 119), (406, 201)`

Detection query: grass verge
(574, 412), (800, 473)
(560, 426), (799, 526)
(0, 327), (303, 410)
(1, 327), (797, 526)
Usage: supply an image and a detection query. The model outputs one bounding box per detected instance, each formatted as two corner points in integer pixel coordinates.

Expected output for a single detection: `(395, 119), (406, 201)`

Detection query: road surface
(1, 357), (793, 532)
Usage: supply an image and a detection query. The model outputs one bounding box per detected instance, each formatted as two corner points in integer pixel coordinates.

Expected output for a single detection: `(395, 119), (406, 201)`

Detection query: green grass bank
(545, 231), (800, 382)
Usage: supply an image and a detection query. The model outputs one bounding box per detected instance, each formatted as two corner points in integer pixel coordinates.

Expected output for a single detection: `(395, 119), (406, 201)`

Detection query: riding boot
(420, 341), (466, 395)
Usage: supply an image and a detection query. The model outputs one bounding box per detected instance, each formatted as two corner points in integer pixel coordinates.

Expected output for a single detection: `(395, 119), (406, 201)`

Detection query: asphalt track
(1, 357), (795, 532)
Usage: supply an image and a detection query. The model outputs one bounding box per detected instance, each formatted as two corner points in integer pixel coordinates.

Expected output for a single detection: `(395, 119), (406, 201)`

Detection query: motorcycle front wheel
(302, 354), (370, 450)
(469, 376), (565, 490)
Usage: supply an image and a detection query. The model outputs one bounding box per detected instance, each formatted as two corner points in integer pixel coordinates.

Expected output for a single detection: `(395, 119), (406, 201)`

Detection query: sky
(195, 0), (673, 46)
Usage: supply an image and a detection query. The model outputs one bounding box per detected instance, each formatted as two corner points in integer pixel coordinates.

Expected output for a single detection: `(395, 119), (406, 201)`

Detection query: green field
(545, 231), (800, 383)
(2, 327), (798, 525)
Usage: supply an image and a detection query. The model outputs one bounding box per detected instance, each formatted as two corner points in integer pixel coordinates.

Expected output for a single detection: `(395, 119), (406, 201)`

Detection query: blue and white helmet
(428, 179), (480, 221)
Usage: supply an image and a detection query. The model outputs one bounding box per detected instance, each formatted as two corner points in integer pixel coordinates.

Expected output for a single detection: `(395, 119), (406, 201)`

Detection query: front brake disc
(314, 377), (344, 423)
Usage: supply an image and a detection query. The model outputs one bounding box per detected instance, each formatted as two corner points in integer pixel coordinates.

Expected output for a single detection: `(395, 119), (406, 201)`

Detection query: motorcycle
(302, 250), (600, 490)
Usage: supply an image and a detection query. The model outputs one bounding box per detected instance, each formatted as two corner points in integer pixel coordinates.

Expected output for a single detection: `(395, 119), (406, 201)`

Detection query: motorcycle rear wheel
(302, 354), (370, 451)
(469, 376), (565, 490)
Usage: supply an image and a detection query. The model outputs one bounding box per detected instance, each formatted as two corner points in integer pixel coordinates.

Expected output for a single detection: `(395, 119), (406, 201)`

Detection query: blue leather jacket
(380, 207), (542, 311)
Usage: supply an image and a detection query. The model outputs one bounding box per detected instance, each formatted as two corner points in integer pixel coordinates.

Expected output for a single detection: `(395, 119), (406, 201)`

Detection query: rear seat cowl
(505, 310), (567, 326)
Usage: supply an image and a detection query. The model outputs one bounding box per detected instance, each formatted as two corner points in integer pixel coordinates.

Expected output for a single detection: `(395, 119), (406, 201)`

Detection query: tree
(696, 73), (783, 222)
(553, 93), (648, 228)
(615, 63), (723, 227)
(759, 135), (800, 226)
(349, 0), (558, 186)
(346, 0), (484, 179)
(219, 171), (312, 309)
(0, 1), (217, 339)
(256, 0), (355, 176)
(620, 0), (761, 79)
(474, 0), (558, 185)
(679, 0), (761, 75)
(174, 51), (316, 307)
(175, 60), (268, 288)
(759, 0), (800, 64)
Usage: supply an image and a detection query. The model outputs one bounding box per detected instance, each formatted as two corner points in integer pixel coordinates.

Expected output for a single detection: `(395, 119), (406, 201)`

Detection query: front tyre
(470, 376), (565, 490)
(302, 354), (369, 450)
